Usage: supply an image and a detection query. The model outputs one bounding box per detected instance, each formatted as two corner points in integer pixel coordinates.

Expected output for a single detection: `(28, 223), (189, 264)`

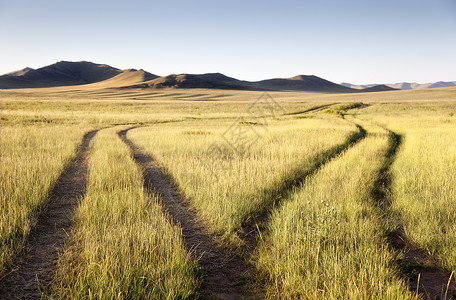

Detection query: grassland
(0, 124), (94, 273)
(255, 123), (414, 299)
(51, 127), (197, 299)
(353, 102), (456, 274)
(127, 116), (357, 245)
(1, 87), (456, 299)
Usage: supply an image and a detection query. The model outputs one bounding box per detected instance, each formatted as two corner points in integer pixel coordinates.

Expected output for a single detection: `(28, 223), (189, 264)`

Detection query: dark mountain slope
(362, 84), (398, 92)
(251, 75), (357, 92)
(0, 61), (122, 89)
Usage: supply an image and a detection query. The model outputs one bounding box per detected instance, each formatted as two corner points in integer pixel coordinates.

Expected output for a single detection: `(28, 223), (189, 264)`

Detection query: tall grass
(128, 117), (358, 244)
(356, 103), (456, 272)
(51, 127), (198, 299)
(3, 88), (456, 298)
(0, 124), (93, 274)
(391, 124), (456, 270)
(255, 125), (414, 299)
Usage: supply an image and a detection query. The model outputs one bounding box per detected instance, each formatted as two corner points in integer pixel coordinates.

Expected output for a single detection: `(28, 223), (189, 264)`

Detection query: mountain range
(0, 61), (357, 92)
(0, 61), (450, 93)
(341, 81), (456, 90)
(0, 61), (159, 89)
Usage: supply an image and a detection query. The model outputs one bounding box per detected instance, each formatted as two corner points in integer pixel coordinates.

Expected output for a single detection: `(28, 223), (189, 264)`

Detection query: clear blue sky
(0, 0), (455, 84)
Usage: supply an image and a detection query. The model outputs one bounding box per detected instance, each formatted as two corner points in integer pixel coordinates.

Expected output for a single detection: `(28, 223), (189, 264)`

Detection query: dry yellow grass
(127, 116), (358, 244)
(51, 127), (198, 299)
(0, 124), (94, 273)
(354, 103), (456, 273)
(255, 123), (414, 299)
(1, 86), (456, 298)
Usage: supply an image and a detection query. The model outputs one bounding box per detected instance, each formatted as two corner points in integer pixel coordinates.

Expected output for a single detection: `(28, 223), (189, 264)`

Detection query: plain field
(1, 87), (456, 298)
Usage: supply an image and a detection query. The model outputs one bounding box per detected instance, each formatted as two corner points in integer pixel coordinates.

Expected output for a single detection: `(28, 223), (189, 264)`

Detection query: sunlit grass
(128, 117), (358, 245)
(391, 124), (456, 271)
(1, 87), (456, 298)
(355, 103), (456, 273)
(255, 124), (414, 299)
(51, 127), (198, 299)
(0, 124), (93, 274)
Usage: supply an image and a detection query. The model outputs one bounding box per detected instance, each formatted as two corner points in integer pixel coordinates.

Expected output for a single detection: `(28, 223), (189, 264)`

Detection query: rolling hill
(0, 61), (123, 89)
(126, 73), (357, 93)
(361, 84), (398, 92)
(251, 75), (356, 93)
(3, 67), (35, 77)
(128, 73), (252, 90)
(0, 60), (418, 93)
(82, 69), (158, 89)
(0, 61), (358, 92)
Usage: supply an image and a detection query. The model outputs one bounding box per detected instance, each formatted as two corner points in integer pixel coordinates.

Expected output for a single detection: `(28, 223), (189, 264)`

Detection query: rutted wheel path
(0, 129), (100, 299)
(118, 128), (255, 300)
(370, 125), (455, 300)
(119, 121), (366, 299)
(285, 103), (337, 116)
(241, 123), (366, 250)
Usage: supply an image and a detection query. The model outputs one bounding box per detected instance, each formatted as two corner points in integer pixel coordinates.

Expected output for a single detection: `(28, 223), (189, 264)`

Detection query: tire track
(371, 127), (455, 300)
(284, 103), (337, 116)
(0, 129), (100, 300)
(241, 122), (366, 250)
(118, 127), (256, 300)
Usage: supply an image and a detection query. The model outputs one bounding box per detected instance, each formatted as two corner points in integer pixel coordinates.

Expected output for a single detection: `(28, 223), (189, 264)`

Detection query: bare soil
(118, 127), (256, 300)
(0, 129), (99, 300)
(389, 232), (455, 299)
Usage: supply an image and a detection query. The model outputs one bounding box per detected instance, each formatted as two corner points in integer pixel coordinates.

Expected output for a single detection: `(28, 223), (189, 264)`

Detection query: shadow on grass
(368, 125), (455, 300)
(240, 122), (367, 250)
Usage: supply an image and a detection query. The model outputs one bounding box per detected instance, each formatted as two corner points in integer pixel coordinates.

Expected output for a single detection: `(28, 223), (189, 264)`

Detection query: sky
(0, 0), (455, 84)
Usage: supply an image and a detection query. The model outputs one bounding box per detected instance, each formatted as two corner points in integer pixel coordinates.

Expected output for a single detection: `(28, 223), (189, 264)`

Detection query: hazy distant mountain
(341, 83), (378, 89)
(342, 81), (456, 90)
(427, 81), (456, 89)
(388, 81), (456, 90)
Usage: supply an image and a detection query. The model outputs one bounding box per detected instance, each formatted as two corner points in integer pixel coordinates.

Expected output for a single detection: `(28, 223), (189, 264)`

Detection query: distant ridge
(0, 61), (125, 89)
(389, 81), (456, 90)
(342, 81), (456, 90)
(129, 73), (252, 90)
(341, 82), (378, 89)
(83, 69), (158, 89)
(1, 60), (432, 93)
(361, 84), (398, 92)
(251, 75), (356, 93)
(124, 73), (357, 93)
(3, 67), (35, 77)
